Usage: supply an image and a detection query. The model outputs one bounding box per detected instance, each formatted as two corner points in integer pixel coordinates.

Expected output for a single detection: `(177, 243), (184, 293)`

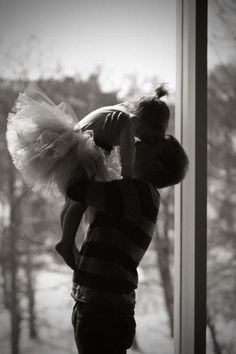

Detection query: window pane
(207, 1), (236, 353)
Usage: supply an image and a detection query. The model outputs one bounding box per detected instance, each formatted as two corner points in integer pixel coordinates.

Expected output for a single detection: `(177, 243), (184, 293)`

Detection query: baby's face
(136, 123), (161, 142)
(133, 140), (163, 180)
(135, 109), (169, 142)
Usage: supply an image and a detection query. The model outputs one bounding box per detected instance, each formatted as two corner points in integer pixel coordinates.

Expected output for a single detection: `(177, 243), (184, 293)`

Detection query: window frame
(174, 0), (208, 353)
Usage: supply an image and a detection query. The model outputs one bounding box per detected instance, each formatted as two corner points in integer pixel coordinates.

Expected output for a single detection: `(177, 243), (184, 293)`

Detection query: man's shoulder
(114, 178), (160, 223)
(112, 178), (160, 199)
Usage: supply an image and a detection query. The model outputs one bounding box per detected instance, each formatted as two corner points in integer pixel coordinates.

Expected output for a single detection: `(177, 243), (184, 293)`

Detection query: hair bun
(155, 84), (169, 99)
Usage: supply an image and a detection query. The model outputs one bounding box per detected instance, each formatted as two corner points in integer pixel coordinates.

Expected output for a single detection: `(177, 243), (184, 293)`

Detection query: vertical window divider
(174, 0), (208, 353)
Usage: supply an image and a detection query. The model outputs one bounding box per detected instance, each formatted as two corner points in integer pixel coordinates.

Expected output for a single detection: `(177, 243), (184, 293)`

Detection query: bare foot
(55, 242), (76, 270)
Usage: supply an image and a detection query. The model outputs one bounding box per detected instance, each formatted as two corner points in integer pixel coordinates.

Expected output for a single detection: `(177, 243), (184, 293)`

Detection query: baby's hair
(155, 84), (169, 99)
(135, 83), (170, 137)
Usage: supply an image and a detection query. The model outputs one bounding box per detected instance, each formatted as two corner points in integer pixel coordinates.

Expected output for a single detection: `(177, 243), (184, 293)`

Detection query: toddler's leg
(55, 197), (86, 270)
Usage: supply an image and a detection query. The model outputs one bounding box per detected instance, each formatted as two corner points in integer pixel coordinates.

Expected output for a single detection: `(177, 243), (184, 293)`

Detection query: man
(66, 135), (188, 354)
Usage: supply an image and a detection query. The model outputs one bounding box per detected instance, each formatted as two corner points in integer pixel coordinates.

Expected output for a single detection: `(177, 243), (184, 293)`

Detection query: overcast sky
(0, 0), (235, 92)
(0, 0), (176, 90)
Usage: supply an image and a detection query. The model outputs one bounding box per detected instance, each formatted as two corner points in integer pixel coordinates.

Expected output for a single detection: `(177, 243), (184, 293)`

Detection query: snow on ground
(1, 267), (235, 354)
(0, 266), (174, 354)
(133, 314), (173, 354)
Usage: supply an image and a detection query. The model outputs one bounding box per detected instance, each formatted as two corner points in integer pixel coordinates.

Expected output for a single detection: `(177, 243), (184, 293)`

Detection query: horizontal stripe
(72, 284), (135, 306)
(90, 212), (152, 250)
(74, 270), (135, 294)
(85, 227), (145, 266)
(80, 241), (120, 263)
(79, 242), (138, 279)
(125, 214), (156, 238)
(77, 255), (138, 285)
(80, 241), (138, 268)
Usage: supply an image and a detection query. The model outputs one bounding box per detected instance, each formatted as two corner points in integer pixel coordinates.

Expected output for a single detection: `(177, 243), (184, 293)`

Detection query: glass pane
(207, 1), (236, 353)
(0, 1), (177, 354)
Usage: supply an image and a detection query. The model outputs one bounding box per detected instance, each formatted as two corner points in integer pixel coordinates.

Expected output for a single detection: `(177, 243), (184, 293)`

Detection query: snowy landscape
(0, 259), (175, 354)
(1, 260), (235, 354)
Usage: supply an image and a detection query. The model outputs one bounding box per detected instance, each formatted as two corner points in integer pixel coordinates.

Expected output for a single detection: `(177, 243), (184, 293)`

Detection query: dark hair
(135, 84), (170, 136)
(151, 135), (189, 188)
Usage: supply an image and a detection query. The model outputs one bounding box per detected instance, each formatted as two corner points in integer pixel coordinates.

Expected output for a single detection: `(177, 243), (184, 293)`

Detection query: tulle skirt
(6, 85), (120, 200)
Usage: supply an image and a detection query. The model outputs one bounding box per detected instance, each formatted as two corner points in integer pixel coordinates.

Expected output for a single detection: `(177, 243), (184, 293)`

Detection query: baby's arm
(56, 196), (86, 270)
(60, 197), (86, 246)
(120, 119), (135, 178)
(103, 110), (135, 178)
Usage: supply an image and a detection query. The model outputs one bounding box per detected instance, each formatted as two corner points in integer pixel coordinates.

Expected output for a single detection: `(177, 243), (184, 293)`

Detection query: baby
(74, 85), (170, 177)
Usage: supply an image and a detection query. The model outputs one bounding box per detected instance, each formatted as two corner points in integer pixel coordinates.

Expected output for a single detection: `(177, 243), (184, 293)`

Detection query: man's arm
(102, 109), (134, 177)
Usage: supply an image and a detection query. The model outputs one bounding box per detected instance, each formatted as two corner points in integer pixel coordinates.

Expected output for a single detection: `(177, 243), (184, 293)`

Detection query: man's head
(133, 135), (189, 188)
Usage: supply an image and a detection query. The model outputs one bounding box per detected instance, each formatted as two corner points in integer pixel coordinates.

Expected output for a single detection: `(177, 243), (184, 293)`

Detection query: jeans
(72, 302), (136, 354)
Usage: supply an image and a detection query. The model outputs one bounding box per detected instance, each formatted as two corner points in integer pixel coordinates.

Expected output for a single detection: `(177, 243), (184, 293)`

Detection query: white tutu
(6, 85), (120, 199)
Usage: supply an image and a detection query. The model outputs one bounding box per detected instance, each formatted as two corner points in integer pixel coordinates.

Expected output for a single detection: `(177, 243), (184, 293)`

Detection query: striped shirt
(67, 178), (160, 306)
